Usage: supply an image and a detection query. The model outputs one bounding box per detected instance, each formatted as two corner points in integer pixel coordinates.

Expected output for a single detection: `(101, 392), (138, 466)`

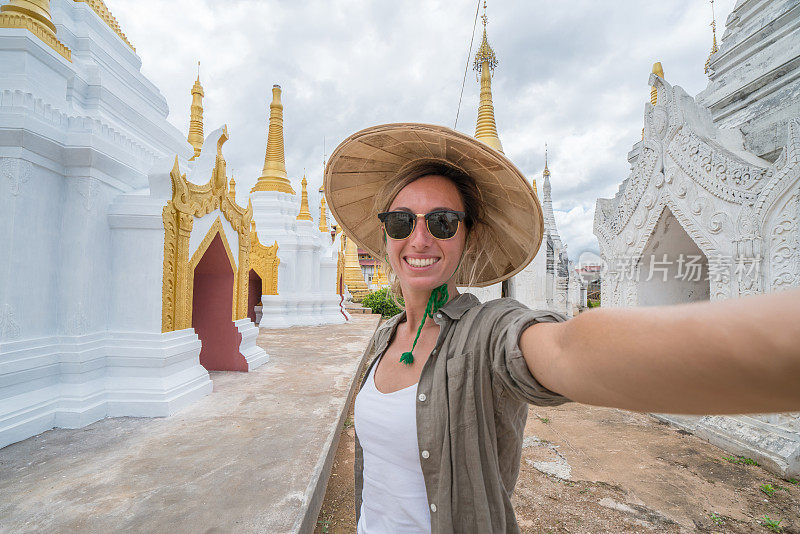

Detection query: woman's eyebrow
(392, 206), (457, 213)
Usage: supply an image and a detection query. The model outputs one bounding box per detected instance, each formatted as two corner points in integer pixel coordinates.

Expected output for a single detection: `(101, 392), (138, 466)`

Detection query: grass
(709, 512), (723, 526)
(787, 477), (798, 485)
(722, 455), (759, 466)
(761, 515), (783, 533)
(760, 483), (776, 496)
(538, 416), (550, 424)
(317, 511), (333, 533)
(343, 416), (354, 429)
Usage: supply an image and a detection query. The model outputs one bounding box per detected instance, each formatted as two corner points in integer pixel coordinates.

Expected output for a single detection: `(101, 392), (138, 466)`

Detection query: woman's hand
(520, 288), (800, 415)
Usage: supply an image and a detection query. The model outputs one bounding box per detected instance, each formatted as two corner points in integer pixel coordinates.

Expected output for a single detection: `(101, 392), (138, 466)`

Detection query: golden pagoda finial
(651, 62), (664, 105)
(187, 62), (204, 160)
(373, 262), (389, 288)
(0, 0), (71, 61)
(296, 174), (313, 221)
(252, 85), (295, 194)
(704, 0), (719, 75)
(543, 143), (550, 177)
(473, 1), (503, 153)
(229, 173), (236, 198)
(319, 194), (330, 232)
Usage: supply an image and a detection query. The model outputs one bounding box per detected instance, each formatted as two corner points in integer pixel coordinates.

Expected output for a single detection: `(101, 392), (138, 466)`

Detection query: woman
(323, 123), (800, 534)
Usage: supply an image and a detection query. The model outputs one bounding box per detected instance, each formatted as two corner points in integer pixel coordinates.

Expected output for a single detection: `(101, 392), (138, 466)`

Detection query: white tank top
(355, 354), (431, 533)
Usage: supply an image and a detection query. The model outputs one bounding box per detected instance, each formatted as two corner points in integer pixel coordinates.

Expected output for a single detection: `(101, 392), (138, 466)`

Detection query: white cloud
(108, 0), (737, 261)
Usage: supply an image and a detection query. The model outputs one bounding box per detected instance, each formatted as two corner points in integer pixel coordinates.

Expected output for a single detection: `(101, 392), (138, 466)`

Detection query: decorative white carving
(769, 192), (799, 291)
(77, 177), (99, 212)
(1, 158), (31, 197)
(0, 304), (21, 340)
(62, 302), (88, 336)
(606, 147), (658, 235)
(708, 212), (726, 235)
(0, 90), (155, 165)
(668, 127), (771, 204)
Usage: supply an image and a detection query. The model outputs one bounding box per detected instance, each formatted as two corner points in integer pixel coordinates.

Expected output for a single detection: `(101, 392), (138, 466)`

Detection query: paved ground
(0, 315), (380, 534)
(316, 401), (800, 534)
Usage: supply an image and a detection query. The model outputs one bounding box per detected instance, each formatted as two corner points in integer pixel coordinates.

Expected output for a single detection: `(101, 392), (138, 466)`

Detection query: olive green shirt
(354, 293), (571, 533)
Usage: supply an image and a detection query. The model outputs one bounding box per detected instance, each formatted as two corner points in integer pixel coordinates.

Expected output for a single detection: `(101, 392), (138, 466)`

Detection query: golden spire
(252, 85), (295, 194)
(229, 174), (236, 199)
(0, 0), (71, 61)
(543, 143), (550, 177)
(373, 262), (389, 288)
(473, 1), (503, 153)
(319, 194), (330, 232)
(651, 62), (664, 105)
(188, 62), (204, 160)
(296, 175), (313, 221)
(343, 234), (369, 301)
(704, 0), (719, 75)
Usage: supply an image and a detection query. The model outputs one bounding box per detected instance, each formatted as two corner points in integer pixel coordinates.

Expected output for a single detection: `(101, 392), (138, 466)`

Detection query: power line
(454, 0), (482, 130)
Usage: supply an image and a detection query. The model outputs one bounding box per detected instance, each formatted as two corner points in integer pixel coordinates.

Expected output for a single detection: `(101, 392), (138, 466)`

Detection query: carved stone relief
(0, 304), (21, 340)
(1, 158), (31, 197)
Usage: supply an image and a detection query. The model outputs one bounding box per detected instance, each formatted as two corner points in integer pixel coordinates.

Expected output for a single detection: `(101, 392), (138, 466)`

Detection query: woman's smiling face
(385, 174), (467, 294)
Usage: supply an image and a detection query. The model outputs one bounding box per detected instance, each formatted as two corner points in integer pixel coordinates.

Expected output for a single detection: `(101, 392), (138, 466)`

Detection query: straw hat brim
(323, 123), (544, 288)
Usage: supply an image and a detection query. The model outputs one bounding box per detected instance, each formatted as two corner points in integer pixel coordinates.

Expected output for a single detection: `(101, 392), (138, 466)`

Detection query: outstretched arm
(520, 288), (800, 414)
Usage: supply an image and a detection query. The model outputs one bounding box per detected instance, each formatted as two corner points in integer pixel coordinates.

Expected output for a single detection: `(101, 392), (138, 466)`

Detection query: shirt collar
(370, 292), (480, 360)
(437, 292), (481, 320)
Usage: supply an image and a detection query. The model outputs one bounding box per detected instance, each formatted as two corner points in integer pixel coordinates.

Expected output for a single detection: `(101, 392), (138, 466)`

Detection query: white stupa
(249, 85), (346, 328)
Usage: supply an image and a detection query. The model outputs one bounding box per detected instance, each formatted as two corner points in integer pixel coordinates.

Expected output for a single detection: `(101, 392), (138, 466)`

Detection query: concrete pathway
(0, 315), (380, 534)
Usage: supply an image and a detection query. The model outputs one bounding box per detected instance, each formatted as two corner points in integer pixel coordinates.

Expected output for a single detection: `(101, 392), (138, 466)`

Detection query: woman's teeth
(406, 257), (439, 268)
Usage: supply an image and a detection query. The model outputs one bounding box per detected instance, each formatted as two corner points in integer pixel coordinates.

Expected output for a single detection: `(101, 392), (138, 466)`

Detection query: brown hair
(372, 160), (487, 303)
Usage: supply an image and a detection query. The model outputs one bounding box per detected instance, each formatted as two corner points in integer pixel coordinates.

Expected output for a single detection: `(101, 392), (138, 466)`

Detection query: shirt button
(418, 393), (427, 402)
(421, 450), (430, 459)
(430, 503), (437, 513)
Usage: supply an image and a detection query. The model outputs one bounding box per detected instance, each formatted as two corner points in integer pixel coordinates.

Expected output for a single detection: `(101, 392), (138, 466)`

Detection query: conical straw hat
(324, 123), (543, 288)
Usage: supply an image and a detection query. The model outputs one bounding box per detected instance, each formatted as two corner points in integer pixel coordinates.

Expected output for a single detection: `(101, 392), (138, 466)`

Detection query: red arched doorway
(192, 232), (247, 371)
(247, 269), (262, 324)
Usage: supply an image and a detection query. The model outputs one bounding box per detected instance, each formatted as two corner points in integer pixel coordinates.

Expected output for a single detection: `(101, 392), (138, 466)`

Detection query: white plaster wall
(0, 158), (64, 341)
(462, 283), (501, 303)
(107, 191), (167, 333)
(637, 207), (710, 307)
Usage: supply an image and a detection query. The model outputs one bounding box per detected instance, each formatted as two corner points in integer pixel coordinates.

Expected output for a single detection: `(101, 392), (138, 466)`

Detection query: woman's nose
(408, 215), (433, 247)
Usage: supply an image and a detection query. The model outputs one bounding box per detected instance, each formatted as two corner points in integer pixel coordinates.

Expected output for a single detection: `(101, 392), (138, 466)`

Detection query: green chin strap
(398, 283), (449, 365)
(381, 227), (467, 365)
(397, 247), (465, 366)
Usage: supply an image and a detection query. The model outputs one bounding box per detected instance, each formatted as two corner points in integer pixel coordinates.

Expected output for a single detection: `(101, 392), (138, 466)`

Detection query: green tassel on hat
(399, 283), (450, 365)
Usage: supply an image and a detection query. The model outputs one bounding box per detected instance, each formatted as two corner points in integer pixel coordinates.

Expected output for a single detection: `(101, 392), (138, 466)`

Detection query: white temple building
(0, 0), (343, 450)
(593, 0), (800, 477)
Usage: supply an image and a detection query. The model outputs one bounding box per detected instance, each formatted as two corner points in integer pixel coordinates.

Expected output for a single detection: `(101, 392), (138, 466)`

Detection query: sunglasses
(377, 210), (466, 240)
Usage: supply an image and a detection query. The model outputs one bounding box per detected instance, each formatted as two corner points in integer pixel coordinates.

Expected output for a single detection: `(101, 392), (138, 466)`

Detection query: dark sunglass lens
(428, 212), (460, 239)
(384, 212), (415, 239)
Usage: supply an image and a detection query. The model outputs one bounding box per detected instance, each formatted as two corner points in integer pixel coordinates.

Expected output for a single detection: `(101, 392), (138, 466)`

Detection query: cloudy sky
(111, 0), (736, 261)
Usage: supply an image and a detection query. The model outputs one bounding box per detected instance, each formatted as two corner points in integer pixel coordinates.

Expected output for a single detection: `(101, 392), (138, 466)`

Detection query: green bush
(361, 287), (404, 318)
